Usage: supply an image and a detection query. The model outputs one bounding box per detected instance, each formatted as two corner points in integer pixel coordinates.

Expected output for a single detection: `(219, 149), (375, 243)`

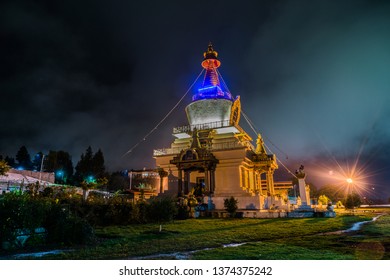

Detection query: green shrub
(224, 196), (238, 218)
(131, 201), (148, 224)
(176, 205), (189, 220)
(146, 197), (177, 226)
(65, 216), (95, 245)
(344, 192), (362, 209)
(318, 194), (330, 205)
(45, 204), (94, 246)
(0, 193), (51, 246)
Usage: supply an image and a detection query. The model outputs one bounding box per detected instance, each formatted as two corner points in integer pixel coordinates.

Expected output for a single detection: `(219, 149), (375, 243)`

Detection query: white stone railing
(173, 120), (231, 134)
(153, 147), (184, 156)
(211, 141), (245, 151)
(153, 140), (254, 156)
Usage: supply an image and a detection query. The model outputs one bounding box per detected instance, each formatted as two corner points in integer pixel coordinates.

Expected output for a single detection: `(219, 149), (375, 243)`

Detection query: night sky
(1, 0), (390, 198)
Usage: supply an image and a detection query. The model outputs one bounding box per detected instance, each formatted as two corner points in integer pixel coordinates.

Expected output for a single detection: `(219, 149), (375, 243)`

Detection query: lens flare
(308, 120), (387, 202)
(307, 142), (381, 200)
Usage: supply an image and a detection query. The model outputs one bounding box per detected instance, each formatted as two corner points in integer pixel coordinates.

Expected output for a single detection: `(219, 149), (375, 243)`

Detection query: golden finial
(202, 42), (220, 68)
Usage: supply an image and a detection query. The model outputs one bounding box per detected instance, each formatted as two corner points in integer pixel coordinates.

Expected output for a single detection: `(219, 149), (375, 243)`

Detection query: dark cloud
(1, 0), (389, 197)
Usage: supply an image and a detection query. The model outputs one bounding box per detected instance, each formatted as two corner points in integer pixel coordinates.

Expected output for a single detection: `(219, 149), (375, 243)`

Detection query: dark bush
(64, 216), (95, 245)
(224, 196), (238, 218)
(45, 204), (94, 245)
(344, 192), (362, 209)
(146, 197), (177, 224)
(176, 205), (189, 220)
(132, 201), (148, 224)
(0, 193), (51, 246)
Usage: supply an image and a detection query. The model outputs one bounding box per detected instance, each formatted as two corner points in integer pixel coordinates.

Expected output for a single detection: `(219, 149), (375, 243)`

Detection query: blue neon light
(193, 85), (233, 101)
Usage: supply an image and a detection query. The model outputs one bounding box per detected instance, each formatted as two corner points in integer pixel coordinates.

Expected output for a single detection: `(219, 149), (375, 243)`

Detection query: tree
(74, 146), (106, 185)
(318, 194), (330, 205)
(224, 196), (238, 218)
(74, 146), (94, 185)
(4, 156), (16, 168)
(92, 149), (105, 179)
(80, 180), (96, 202)
(80, 177), (108, 202)
(15, 146), (33, 170)
(344, 192), (362, 209)
(317, 184), (346, 202)
(0, 159), (10, 176)
(45, 150), (74, 184)
(146, 197), (178, 232)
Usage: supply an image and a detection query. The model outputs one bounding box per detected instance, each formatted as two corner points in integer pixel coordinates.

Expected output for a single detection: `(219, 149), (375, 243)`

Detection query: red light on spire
(201, 43), (221, 69)
(193, 43), (233, 101)
(201, 43), (221, 88)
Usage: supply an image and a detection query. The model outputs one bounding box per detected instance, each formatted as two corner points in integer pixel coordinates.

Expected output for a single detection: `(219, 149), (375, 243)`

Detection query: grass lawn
(27, 208), (388, 260)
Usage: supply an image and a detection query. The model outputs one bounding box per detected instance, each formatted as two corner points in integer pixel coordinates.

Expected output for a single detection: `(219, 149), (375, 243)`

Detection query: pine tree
(15, 146), (33, 170)
(75, 146), (93, 185)
(44, 150), (74, 184)
(75, 146), (106, 185)
(92, 149), (105, 179)
(4, 156), (16, 168)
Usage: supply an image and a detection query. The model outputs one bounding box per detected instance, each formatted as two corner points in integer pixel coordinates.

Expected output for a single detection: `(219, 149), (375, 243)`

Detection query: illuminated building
(154, 44), (291, 211)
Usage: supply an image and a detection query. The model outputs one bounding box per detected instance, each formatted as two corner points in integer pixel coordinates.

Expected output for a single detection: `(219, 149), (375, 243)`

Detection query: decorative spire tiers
(185, 43), (237, 128)
(153, 44), (295, 216)
(194, 43), (232, 101)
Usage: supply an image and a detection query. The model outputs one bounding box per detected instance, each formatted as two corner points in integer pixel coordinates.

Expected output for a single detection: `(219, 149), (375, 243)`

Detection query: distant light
(87, 175), (95, 183)
(56, 171), (64, 177)
(346, 178), (353, 184)
(17, 167), (24, 171)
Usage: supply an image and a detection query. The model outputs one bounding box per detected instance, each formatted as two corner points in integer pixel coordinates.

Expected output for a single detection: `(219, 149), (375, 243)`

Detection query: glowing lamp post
(38, 154), (45, 183)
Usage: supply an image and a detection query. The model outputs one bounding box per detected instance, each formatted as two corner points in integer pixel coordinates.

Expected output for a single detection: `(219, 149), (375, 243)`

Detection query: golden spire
(256, 134), (267, 154)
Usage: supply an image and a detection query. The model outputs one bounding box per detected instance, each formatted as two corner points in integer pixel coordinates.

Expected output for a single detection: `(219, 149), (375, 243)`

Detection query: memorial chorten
(154, 44), (289, 211)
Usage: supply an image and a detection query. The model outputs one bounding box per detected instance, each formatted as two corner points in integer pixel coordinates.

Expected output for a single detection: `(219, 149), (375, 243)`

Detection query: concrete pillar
(204, 168), (209, 193)
(158, 168), (168, 194)
(249, 169), (255, 193)
(298, 177), (310, 206)
(266, 171), (275, 196)
(246, 169), (250, 190)
(159, 176), (163, 194)
(178, 169), (183, 196)
(258, 172), (263, 195)
(210, 169), (215, 194)
(184, 171), (189, 194)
